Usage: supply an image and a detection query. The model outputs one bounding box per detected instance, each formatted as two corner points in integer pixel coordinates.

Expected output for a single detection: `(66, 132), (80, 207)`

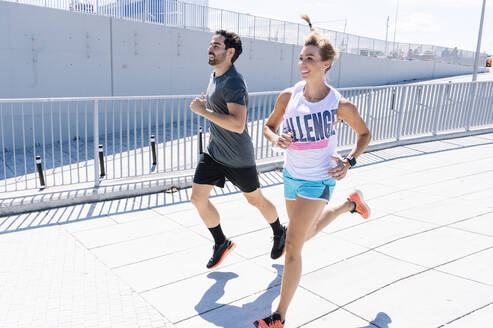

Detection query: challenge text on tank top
(283, 81), (341, 181)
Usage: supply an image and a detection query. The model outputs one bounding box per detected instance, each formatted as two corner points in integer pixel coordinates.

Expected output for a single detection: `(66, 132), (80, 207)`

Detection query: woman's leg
(275, 197), (326, 320)
(304, 199), (354, 241)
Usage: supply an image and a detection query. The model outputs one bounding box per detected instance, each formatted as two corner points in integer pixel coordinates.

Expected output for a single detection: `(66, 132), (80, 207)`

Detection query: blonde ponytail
(301, 14), (314, 31)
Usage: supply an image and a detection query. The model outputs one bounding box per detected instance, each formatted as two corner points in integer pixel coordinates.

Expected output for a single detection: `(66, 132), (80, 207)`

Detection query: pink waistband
(289, 139), (329, 150)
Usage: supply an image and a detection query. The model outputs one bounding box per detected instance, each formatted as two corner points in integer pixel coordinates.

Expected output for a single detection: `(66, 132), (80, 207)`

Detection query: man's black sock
(270, 218), (283, 236)
(208, 224), (226, 246)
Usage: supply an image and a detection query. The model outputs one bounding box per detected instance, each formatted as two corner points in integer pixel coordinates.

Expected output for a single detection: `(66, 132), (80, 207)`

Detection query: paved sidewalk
(1, 133), (493, 328)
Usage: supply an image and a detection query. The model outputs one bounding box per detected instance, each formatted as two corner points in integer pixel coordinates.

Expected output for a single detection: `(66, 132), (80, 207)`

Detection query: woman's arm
(264, 88), (293, 149)
(337, 98), (371, 161)
(328, 98), (371, 180)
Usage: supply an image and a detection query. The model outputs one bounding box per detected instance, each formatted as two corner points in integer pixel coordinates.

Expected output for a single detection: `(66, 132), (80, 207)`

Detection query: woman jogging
(253, 14), (372, 328)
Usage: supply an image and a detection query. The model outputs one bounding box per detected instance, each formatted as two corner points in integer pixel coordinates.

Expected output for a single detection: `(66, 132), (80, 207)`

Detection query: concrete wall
(0, 2), (486, 98)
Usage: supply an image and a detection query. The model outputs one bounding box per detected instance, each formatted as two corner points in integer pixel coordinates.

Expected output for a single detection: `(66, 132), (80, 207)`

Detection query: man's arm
(190, 94), (247, 134)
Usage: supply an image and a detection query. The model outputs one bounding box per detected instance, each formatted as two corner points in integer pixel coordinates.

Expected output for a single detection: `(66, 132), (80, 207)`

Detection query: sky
(208, 0), (492, 54)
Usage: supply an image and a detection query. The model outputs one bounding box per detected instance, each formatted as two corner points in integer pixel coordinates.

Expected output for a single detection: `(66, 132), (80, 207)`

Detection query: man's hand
(190, 93), (207, 116)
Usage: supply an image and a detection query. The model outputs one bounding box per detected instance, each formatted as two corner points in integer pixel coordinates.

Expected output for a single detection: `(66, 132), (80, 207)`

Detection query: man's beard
(208, 52), (226, 66)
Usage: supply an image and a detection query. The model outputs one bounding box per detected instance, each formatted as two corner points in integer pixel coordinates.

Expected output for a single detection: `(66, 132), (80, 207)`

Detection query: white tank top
(283, 81), (341, 181)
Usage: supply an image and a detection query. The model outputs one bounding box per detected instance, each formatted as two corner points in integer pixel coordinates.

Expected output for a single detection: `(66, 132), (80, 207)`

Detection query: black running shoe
(253, 312), (285, 327)
(206, 239), (235, 269)
(271, 225), (287, 260)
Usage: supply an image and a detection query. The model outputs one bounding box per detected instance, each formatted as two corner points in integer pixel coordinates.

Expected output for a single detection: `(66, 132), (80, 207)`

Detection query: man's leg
(191, 183), (236, 269)
(190, 183), (220, 228)
(243, 188), (286, 259)
(242, 188), (278, 224)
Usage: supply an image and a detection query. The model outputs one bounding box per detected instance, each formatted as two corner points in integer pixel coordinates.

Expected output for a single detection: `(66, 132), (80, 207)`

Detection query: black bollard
(198, 127), (203, 154)
(98, 145), (105, 177)
(35, 155), (46, 189)
(150, 135), (157, 165)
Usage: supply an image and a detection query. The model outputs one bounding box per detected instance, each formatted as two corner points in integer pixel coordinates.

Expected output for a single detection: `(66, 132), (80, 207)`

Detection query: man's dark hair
(215, 29), (242, 63)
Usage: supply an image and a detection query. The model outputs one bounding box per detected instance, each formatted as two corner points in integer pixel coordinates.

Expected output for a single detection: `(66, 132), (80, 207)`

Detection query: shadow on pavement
(194, 264), (283, 328)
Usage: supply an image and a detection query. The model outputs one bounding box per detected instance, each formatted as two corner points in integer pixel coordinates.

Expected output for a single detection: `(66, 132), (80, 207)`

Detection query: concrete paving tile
(174, 286), (337, 328)
(0, 204), (97, 233)
(0, 225), (170, 328)
(442, 303), (493, 328)
(410, 173), (492, 198)
(450, 211), (493, 237)
(396, 198), (491, 225)
(375, 169), (451, 189)
(370, 147), (423, 161)
(461, 188), (493, 208)
(344, 270), (493, 328)
(301, 308), (381, 328)
(436, 247), (493, 286)
(299, 250), (424, 306)
(346, 182), (398, 200)
(72, 215), (183, 249)
(321, 211), (391, 235)
(404, 140), (461, 153)
(142, 261), (281, 323)
(155, 207), (204, 228)
(91, 228), (210, 268)
(107, 208), (167, 224)
(152, 201), (196, 216)
(365, 190), (445, 214)
(228, 227), (277, 259)
(376, 226), (493, 267)
(334, 215), (437, 249)
(115, 244), (244, 292)
(444, 136), (493, 147)
(254, 233), (369, 276)
(62, 216), (117, 233)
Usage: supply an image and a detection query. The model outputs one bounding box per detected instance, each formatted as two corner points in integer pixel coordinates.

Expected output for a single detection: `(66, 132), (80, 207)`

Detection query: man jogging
(189, 30), (286, 269)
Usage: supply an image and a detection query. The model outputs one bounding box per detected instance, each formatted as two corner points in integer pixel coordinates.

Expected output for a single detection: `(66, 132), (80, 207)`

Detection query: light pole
(472, 0), (487, 82)
(392, 0), (399, 56)
(385, 16), (390, 56)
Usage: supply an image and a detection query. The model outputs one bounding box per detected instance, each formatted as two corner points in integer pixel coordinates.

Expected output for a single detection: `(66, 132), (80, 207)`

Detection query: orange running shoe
(254, 312), (284, 328)
(348, 190), (371, 219)
(206, 239), (235, 269)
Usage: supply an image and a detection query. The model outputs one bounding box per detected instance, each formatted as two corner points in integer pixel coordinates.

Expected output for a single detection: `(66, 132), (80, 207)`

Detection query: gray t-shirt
(205, 65), (256, 168)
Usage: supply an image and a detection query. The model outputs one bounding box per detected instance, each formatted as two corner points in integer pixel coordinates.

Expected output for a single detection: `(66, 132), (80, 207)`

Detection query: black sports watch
(344, 156), (356, 168)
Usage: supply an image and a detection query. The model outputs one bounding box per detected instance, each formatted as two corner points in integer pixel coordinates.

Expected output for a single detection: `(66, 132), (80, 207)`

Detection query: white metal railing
(1, 81), (493, 193)
(1, 0), (487, 66)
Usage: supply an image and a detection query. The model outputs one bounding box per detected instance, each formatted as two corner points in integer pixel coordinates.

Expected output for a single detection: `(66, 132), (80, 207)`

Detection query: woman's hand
(327, 156), (349, 180)
(275, 132), (293, 149)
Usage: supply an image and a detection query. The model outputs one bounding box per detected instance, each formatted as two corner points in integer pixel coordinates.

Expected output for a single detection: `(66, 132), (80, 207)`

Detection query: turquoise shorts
(283, 168), (336, 202)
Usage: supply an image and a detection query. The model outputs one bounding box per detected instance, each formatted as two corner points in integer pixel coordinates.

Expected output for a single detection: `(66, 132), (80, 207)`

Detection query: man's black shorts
(193, 153), (260, 193)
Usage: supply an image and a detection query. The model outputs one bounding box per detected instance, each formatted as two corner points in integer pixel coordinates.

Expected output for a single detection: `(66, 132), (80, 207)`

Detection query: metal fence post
(433, 84), (446, 135)
(150, 135), (157, 165)
(198, 127), (203, 155)
(466, 82), (478, 131)
(98, 145), (105, 176)
(94, 100), (100, 186)
(36, 155), (46, 189)
(237, 12), (240, 34)
(283, 21), (286, 43)
(396, 86), (407, 142)
(296, 24), (300, 45)
(253, 16), (256, 39)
